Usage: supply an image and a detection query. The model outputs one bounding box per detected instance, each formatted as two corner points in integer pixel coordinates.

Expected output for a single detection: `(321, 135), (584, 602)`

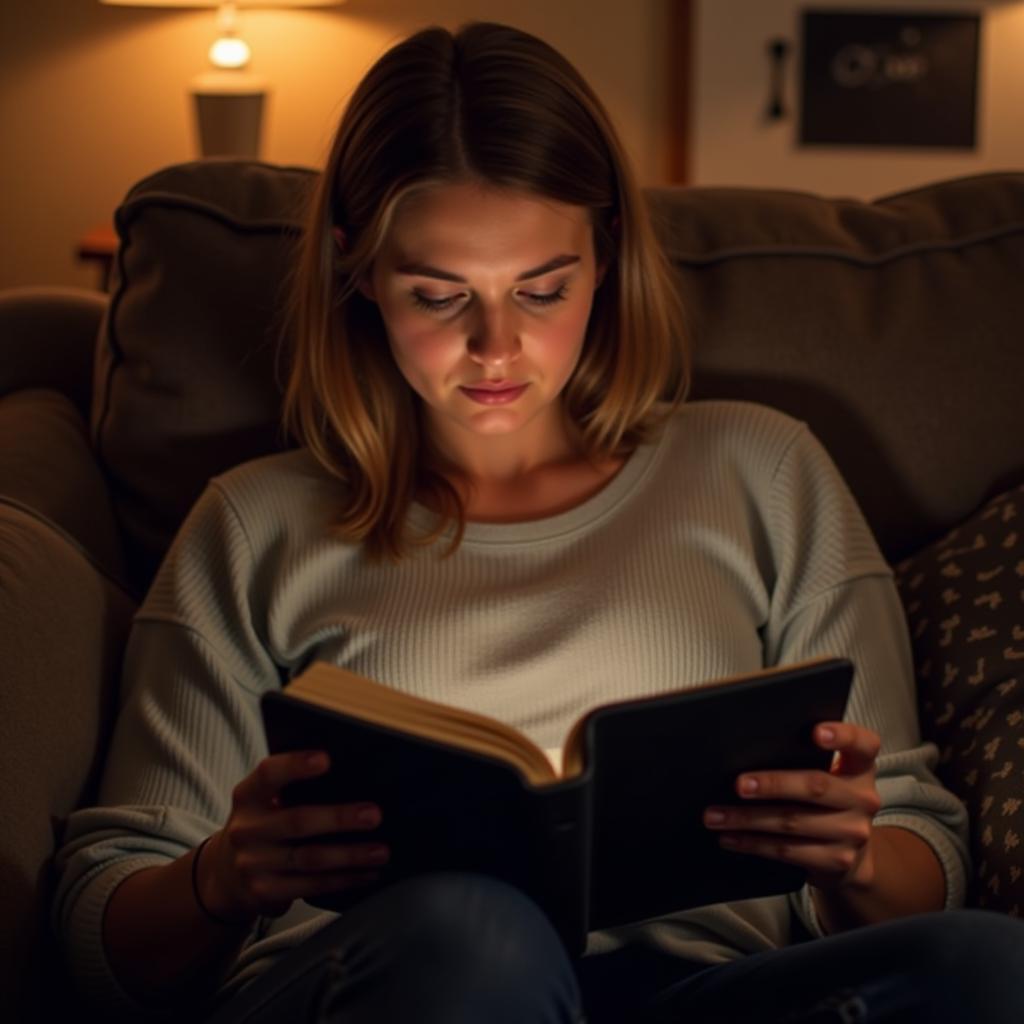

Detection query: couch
(2, 159), (1022, 1020)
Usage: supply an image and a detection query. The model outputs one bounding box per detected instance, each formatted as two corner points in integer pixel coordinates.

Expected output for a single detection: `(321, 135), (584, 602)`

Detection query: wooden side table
(76, 225), (118, 292)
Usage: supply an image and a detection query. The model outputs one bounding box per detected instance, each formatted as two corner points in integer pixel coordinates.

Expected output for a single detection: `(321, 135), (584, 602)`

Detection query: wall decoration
(766, 38), (792, 121)
(799, 10), (980, 148)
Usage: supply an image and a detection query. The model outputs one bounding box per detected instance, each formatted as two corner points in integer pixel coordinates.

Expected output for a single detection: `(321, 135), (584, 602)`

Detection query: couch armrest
(0, 502), (137, 1020)
(0, 286), (108, 423)
(0, 389), (129, 588)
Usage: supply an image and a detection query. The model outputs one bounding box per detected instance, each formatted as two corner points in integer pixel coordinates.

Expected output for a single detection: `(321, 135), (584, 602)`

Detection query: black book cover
(261, 657), (853, 955)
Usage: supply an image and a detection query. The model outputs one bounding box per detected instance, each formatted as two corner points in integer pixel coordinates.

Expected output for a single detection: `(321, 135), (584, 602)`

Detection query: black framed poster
(799, 10), (980, 148)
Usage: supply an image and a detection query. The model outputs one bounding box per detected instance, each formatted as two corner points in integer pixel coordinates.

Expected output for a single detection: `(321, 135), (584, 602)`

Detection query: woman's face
(359, 181), (605, 468)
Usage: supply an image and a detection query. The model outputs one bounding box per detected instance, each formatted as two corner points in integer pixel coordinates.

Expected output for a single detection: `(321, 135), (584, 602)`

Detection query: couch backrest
(650, 174), (1024, 564)
(92, 160), (1024, 598)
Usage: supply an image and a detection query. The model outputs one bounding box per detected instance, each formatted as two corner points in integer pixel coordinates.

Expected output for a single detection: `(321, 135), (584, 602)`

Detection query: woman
(53, 21), (1024, 1024)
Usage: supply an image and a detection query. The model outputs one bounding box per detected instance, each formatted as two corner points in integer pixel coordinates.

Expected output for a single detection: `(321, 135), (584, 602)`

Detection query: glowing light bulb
(209, 35), (251, 70)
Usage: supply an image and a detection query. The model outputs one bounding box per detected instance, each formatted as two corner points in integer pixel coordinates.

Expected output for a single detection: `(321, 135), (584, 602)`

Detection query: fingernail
(819, 727), (836, 745)
(739, 777), (759, 795)
(704, 810), (726, 826)
(307, 752), (328, 770)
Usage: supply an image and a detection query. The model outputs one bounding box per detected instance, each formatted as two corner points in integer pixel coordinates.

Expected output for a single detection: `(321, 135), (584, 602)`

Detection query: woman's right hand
(196, 750), (389, 921)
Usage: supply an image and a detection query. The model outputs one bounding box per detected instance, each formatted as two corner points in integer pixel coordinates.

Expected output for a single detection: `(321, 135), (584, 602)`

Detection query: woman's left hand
(703, 722), (883, 892)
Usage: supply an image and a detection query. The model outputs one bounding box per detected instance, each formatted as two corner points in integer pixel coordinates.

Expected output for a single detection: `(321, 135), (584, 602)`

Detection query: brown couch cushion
(894, 484), (1024, 915)
(651, 172), (1024, 562)
(0, 287), (107, 423)
(0, 501), (137, 1018)
(91, 159), (316, 597)
(0, 286), (108, 421)
(0, 389), (127, 588)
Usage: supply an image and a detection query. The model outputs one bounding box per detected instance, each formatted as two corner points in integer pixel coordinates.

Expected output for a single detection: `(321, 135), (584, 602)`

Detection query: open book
(261, 656), (853, 955)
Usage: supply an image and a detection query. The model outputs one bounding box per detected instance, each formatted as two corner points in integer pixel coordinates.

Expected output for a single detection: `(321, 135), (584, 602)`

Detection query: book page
(289, 662), (558, 785)
(544, 748), (564, 775)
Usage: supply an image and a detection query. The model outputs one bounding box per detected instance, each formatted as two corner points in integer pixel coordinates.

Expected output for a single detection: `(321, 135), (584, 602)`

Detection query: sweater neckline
(406, 418), (669, 546)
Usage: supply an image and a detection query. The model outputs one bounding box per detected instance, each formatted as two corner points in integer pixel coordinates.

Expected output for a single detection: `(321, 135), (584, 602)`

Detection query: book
(261, 656), (853, 956)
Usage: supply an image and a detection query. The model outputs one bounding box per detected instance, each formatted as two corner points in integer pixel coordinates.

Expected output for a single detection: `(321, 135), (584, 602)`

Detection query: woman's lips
(459, 383), (529, 405)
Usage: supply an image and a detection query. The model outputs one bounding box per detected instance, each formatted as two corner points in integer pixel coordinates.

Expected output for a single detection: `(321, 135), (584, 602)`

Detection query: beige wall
(0, 0), (671, 290)
(4, 1), (1022, 290)
(692, 0), (1024, 195)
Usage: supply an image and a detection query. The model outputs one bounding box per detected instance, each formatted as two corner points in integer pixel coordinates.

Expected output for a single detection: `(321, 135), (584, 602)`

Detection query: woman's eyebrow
(395, 254), (580, 283)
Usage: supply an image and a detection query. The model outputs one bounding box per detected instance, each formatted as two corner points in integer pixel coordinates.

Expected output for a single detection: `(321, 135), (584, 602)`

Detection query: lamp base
(190, 72), (268, 159)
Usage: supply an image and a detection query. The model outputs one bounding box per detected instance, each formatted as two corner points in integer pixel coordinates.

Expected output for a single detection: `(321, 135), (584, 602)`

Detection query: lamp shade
(99, 0), (342, 158)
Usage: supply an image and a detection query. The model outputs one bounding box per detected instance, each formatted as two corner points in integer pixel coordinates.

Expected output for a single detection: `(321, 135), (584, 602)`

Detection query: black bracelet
(191, 836), (251, 928)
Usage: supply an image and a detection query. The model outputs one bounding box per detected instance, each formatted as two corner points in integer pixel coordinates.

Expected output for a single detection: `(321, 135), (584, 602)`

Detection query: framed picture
(799, 10), (980, 148)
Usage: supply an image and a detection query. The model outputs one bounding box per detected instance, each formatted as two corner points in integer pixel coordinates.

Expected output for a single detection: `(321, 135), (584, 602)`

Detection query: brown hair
(282, 21), (689, 562)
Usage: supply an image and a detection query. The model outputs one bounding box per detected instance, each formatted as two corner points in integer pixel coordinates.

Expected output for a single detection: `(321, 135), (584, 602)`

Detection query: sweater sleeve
(760, 424), (970, 938)
(50, 482), (282, 1018)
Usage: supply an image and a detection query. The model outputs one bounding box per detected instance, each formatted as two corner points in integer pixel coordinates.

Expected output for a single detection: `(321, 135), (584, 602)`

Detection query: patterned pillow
(893, 484), (1024, 915)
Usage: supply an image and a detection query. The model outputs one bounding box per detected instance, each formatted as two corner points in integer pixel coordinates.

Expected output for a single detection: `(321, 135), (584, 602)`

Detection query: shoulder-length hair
(281, 21), (689, 563)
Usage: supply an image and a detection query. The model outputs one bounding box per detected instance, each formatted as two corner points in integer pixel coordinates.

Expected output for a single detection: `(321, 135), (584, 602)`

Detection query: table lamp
(100, 1), (342, 158)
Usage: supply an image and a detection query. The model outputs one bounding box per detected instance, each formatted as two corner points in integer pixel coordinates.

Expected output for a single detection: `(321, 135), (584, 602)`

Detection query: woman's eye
(410, 283), (569, 314)
(412, 292), (464, 313)
(521, 284), (569, 306)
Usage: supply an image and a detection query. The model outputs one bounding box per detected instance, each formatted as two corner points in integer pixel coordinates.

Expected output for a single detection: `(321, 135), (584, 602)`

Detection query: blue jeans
(200, 872), (1024, 1023)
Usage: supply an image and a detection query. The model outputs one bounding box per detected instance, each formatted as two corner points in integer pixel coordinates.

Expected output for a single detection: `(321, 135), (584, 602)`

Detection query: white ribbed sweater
(52, 400), (969, 1016)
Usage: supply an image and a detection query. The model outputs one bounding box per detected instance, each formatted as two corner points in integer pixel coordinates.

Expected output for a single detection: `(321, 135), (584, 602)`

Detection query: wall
(4, 1), (1022, 290)
(0, 0), (669, 290)
(692, 0), (1024, 195)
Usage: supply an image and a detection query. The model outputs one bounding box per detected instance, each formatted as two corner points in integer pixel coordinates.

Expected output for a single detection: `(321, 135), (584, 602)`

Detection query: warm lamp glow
(99, 0), (343, 157)
(99, 0), (343, 69)
(99, 2), (340, 7)
(210, 35), (251, 68)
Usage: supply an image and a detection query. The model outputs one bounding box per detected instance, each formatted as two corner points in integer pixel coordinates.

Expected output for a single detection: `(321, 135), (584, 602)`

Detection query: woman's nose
(467, 306), (521, 366)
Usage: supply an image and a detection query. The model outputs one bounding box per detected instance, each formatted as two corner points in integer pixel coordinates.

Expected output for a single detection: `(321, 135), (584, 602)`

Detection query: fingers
(701, 718), (882, 889)
(716, 720), (882, 811)
(815, 722), (882, 777)
(721, 769), (880, 815)
(230, 799), (382, 845)
(212, 752), (393, 921)
(232, 751), (332, 807)
(702, 800), (875, 888)
(224, 829), (389, 913)
(696, 721), (883, 889)
(710, 831), (871, 885)
(230, 750), (382, 844)
(236, 840), (390, 874)
(703, 803), (873, 846)
(243, 868), (383, 908)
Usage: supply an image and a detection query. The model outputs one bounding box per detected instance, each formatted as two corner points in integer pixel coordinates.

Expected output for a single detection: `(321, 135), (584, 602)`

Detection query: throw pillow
(894, 483), (1024, 915)
(92, 159), (316, 599)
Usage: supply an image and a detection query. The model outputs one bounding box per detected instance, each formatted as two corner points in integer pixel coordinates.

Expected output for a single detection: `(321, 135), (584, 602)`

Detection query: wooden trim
(76, 224), (118, 292)
(76, 224), (117, 260)
(667, 0), (694, 184)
